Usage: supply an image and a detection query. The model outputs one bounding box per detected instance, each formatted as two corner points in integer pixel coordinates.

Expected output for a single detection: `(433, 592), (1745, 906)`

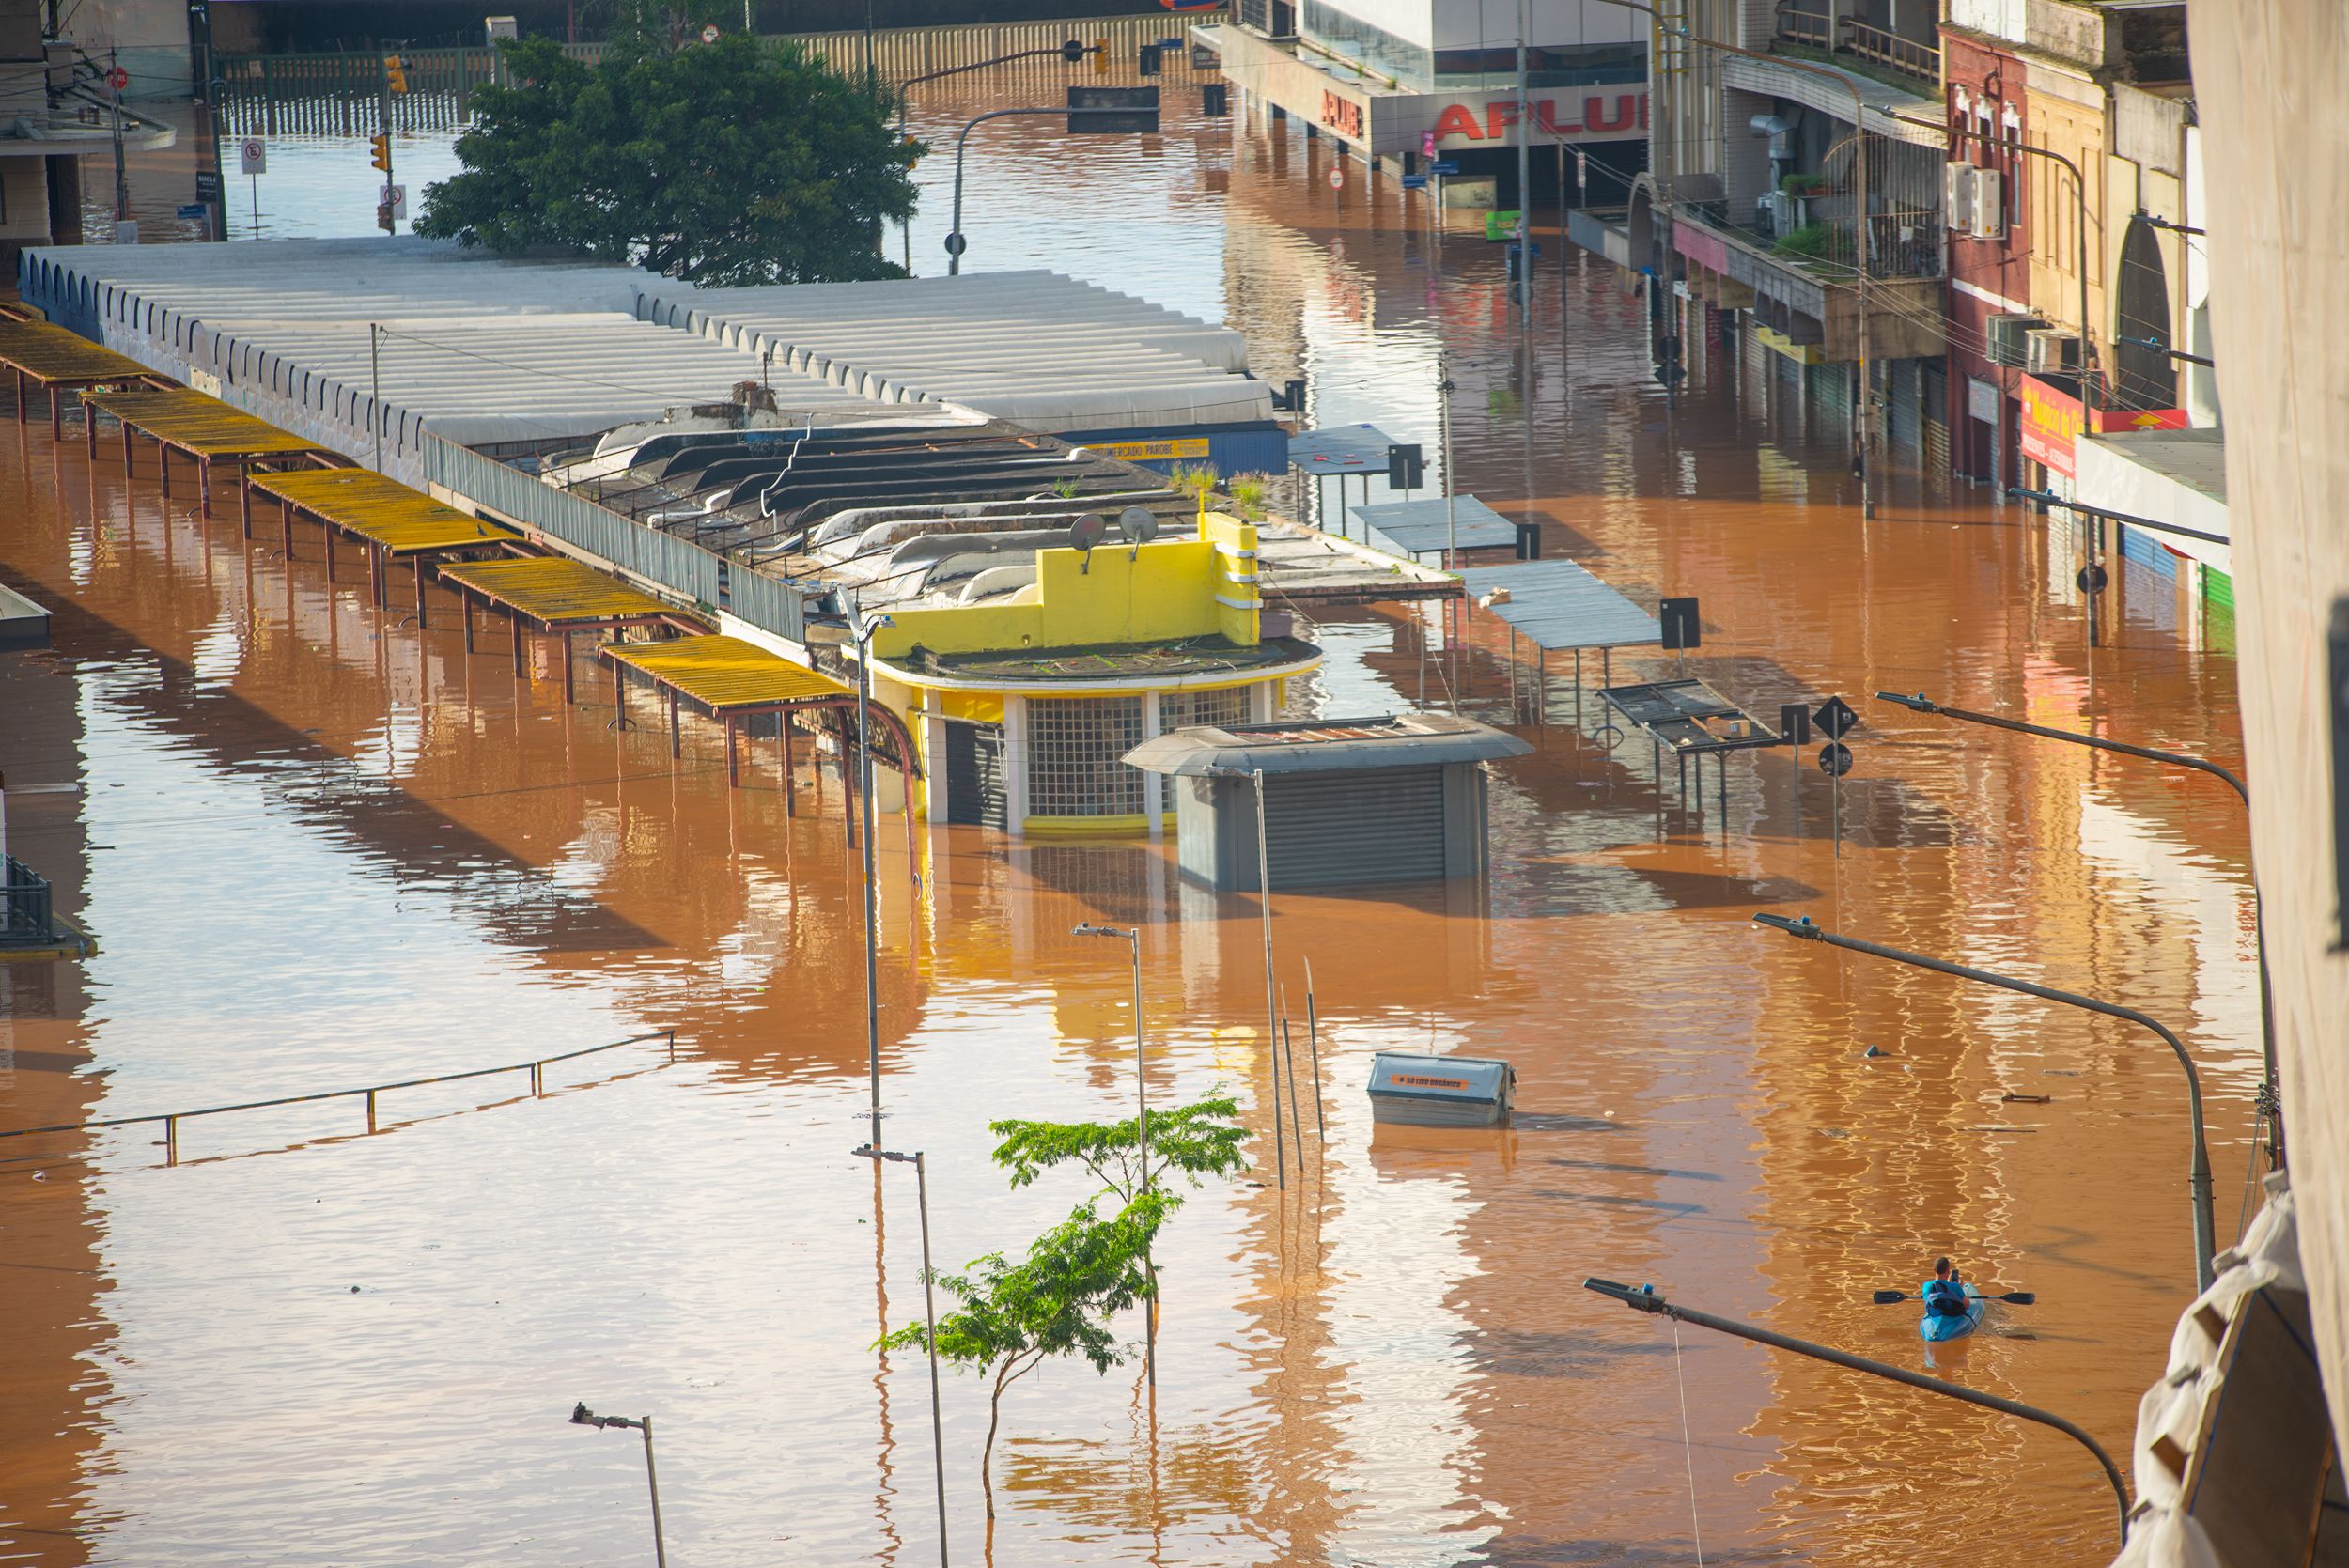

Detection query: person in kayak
(1922, 1257), (1970, 1318)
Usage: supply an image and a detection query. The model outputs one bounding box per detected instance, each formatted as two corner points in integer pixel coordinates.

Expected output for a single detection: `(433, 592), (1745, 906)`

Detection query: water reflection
(0, 63), (2264, 1568)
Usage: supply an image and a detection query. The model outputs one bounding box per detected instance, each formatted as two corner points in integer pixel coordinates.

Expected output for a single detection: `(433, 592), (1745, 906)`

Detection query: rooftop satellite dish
(1117, 505), (1159, 545)
(1069, 512), (1107, 572)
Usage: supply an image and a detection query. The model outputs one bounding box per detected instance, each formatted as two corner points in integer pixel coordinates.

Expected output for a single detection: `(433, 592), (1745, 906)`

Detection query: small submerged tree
(881, 1193), (1171, 1520)
(881, 1096), (1246, 1519)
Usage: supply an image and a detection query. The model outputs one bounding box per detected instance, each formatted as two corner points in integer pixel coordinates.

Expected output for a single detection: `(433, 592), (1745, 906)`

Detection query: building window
(1027, 696), (1147, 817)
(1160, 685), (1253, 733)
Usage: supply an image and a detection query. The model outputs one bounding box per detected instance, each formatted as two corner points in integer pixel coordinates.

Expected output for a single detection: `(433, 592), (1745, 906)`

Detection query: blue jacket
(1922, 1278), (1970, 1315)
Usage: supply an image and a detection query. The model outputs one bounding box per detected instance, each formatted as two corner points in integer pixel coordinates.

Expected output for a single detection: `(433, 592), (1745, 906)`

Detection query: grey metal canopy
(1287, 423), (1401, 472)
(1349, 495), (1517, 557)
(1124, 711), (1531, 776)
(1458, 559), (1662, 651)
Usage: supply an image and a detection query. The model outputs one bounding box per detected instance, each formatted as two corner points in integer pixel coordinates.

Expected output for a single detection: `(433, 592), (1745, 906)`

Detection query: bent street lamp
(1072, 920), (1157, 1388)
(855, 1144), (950, 1567)
(1582, 1278), (2131, 1543)
(568, 1403), (667, 1568)
(1753, 911), (2216, 1290)
(1875, 689), (2279, 1169)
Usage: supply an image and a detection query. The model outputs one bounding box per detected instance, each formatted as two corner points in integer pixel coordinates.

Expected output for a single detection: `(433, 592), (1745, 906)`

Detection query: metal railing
(1, 855), (54, 947)
(422, 437), (808, 641)
(0, 1030), (677, 1167)
(1768, 7), (1938, 84)
(1838, 19), (1938, 82)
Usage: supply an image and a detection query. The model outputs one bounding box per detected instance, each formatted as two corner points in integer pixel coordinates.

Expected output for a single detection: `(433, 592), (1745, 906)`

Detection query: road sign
(1817, 742), (1854, 777)
(2077, 563), (2108, 593)
(107, 64), (128, 90)
(942, 231), (967, 256)
(1658, 596), (1700, 651)
(1779, 702), (1811, 746)
(1814, 695), (1859, 739)
(1066, 85), (1159, 135)
(239, 137), (266, 175)
(700, 23), (720, 42)
(176, 203), (207, 220)
(194, 170), (221, 200)
(1386, 443), (1423, 489)
(1430, 159), (1460, 175)
(1328, 165), (1344, 190)
(381, 182), (407, 219)
(1401, 173), (1427, 189)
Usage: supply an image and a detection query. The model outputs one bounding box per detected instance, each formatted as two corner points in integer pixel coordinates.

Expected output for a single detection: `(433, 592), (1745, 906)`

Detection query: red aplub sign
(1428, 90), (1647, 147)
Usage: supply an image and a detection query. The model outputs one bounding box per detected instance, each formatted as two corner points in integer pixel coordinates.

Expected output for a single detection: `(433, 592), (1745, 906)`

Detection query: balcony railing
(1771, 6), (1941, 85)
(1840, 19), (1939, 83)
(1, 856), (55, 949)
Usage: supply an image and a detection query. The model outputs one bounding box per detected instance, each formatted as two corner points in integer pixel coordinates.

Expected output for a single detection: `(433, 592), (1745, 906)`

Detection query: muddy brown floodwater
(0, 73), (2263, 1568)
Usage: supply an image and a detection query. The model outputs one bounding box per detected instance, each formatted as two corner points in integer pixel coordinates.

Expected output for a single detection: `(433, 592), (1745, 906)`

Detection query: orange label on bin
(1392, 1073), (1471, 1091)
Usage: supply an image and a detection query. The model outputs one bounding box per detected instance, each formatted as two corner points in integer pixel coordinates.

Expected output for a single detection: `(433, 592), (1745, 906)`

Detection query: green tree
(416, 33), (917, 286)
(990, 1094), (1249, 1382)
(880, 1194), (1171, 1519)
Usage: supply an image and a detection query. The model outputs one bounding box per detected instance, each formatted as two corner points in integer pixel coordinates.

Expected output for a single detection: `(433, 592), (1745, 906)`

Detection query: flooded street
(0, 67), (2264, 1568)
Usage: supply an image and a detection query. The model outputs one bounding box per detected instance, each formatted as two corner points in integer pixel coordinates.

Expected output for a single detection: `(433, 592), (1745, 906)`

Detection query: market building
(1192, 0), (1649, 210)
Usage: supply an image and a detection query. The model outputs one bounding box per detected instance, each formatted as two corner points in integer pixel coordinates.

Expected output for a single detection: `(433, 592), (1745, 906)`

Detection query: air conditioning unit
(1971, 167), (2005, 238)
(1986, 313), (2047, 368)
(2026, 329), (2081, 375)
(1754, 195), (1777, 239)
(1943, 161), (1977, 232)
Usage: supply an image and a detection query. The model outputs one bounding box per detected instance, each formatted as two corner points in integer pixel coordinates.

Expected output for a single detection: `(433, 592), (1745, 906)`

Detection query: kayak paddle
(1873, 1289), (2035, 1305)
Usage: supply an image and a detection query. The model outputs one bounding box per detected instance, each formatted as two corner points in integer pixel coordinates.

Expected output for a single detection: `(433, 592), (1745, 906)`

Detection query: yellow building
(853, 511), (1325, 836)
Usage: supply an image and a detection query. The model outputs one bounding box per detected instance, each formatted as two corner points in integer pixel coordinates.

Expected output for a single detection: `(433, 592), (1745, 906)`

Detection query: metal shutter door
(1262, 768), (1447, 888)
(942, 721), (1007, 828)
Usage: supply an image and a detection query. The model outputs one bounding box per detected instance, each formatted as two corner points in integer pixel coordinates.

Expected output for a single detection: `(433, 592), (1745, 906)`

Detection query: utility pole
(108, 48), (130, 226)
(1515, 0), (1532, 314)
(368, 322), (382, 473)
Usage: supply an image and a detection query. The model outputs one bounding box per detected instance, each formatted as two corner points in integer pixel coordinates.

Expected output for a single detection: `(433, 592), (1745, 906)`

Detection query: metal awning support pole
(1584, 1278), (2130, 1543)
(1755, 913), (2216, 1289)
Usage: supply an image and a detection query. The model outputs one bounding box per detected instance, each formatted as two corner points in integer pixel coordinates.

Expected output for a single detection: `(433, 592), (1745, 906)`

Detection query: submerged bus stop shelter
(1457, 559), (1664, 728)
(0, 317), (157, 438)
(1348, 495), (1524, 561)
(1599, 677), (1786, 813)
(1124, 712), (1530, 891)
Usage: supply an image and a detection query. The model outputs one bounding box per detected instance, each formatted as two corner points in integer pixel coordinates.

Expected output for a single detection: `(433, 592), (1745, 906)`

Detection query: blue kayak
(1920, 1283), (1985, 1342)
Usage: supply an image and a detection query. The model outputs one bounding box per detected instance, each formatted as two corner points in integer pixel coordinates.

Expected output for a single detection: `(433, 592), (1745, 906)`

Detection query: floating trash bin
(1367, 1051), (1515, 1127)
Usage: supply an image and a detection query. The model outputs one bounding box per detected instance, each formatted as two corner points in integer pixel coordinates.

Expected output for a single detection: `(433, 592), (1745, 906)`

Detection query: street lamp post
(850, 596), (896, 1148)
(946, 107), (1158, 274)
(1205, 764), (1283, 1189)
(1876, 689), (2279, 1167)
(568, 1403), (668, 1568)
(1072, 920), (1156, 1388)
(856, 1145), (950, 1568)
(1754, 912), (2216, 1290)
(894, 41), (1096, 268)
(1582, 1279), (2131, 1542)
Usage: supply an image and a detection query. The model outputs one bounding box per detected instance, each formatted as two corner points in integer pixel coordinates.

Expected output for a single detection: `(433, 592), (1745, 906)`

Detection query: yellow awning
(439, 556), (681, 629)
(599, 634), (851, 712)
(84, 386), (325, 459)
(0, 318), (152, 387)
(249, 466), (518, 556)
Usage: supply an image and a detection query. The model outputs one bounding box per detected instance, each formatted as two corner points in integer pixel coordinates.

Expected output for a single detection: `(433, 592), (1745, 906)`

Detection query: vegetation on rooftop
(416, 9), (919, 287)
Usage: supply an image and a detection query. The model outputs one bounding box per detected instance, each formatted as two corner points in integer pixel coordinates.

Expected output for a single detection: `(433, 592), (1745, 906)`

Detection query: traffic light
(1061, 38), (1084, 63)
(1092, 36), (1109, 73)
(382, 54), (407, 93)
(369, 133), (391, 172)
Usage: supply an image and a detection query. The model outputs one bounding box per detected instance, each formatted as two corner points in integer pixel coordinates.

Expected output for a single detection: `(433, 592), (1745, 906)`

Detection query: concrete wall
(2186, 0), (2349, 1461)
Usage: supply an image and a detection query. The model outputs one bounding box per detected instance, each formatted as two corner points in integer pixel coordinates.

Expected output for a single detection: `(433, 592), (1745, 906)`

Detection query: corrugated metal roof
(439, 557), (680, 627)
(637, 270), (1273, 434)
(1349, 495), (1519, 556)
(250, 467), (518, 556)
(600, 634), (849, 711)
(1457, 559), (1661, 651)
(1124, 710), (1531, 775)
(1288, 423), (1400, 471)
